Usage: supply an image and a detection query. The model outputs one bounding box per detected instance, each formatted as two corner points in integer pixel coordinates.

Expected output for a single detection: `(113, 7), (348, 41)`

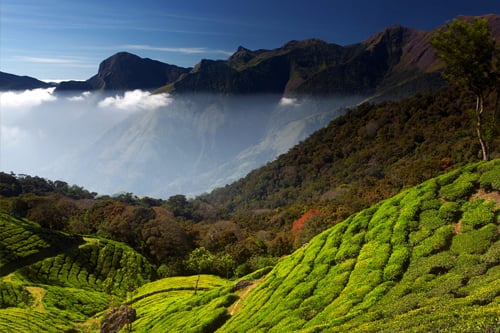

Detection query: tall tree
(431, 17), (498, 160)
(186, 247), (214, 295)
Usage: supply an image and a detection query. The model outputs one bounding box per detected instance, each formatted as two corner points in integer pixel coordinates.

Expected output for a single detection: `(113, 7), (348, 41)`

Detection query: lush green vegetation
(0, 214), (155, 332)
(219, 160), (500, 332)
(0, 161), (498, 332)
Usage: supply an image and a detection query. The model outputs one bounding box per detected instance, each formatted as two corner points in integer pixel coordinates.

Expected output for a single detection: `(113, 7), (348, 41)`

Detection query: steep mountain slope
(0, 71), (51, 90)
(163, 14), (499, 98)
(55, 52), (190, 92)
(161, 31), (444, 98)
(219, 160), (499, 332)
(205, 87), (500, 212)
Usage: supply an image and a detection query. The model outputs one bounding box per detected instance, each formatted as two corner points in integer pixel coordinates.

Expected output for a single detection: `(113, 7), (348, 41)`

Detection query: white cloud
(14, 56), (77, 64)
(279, 97), (300, 107)
(67, 91), (91, 102)
(0, 88), (57, 109)
(98, 90), (173, 112)
(123, 44), (233, 56)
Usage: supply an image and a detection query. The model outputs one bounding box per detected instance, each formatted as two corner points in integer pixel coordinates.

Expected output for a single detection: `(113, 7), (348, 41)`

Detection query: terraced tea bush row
(0, 281), (31, 309)
(18, 239), (154, 296)
(130, 279), (237, 332)
(0, 214), (53, 268)
(0, 307), (74, 333)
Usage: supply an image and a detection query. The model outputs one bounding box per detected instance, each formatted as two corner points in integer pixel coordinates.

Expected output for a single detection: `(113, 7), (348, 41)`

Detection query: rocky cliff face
(164, 27), (442, 97)
(56, 52), (190, 92)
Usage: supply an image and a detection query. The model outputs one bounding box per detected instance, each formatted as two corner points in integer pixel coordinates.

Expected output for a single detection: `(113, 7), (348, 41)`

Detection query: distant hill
(55, 52), (190, 92)
(0, 71), (51, 90)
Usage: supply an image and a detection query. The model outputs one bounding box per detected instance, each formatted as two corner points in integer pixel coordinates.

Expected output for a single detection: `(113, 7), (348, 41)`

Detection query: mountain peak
(56, 52), (190, 92)
(228, 46), (254, 63)
(281, 38), (327, 49)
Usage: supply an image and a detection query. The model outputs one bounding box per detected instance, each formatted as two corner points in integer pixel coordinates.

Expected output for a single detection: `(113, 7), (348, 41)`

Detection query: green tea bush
(436, 168), (463, 186)
(420, 199), (441, 211)
(438, 201), (461, 223)
(384, 245), (411, 281)
(42, 286), (109, 320)
(450, 224), (498, 255)
(335, 232), (365, 262)
(460, 199), (496, 230)
(479, 167), (500, 191)
(438, 172), (479, 201)
(419, 209), (447, 231)
(481, 240), (500, 266)
(0, 282), (31, 309)
(412, 225), (454, 259)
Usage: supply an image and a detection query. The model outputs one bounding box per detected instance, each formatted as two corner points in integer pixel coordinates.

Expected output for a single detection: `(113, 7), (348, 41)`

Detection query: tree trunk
(476, 94), (489, 161)
(194, 274), (200, 295)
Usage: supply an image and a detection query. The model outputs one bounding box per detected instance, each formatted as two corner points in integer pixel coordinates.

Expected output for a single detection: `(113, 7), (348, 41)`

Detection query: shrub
(481, 241), (500, 266)
(384, 246), (411, 281)
(479, 168), (500, 191)
(438, 201), (461, 223)
(450, 224), (498, 255)
(439, 172), (479, 201)
(412, 225), (454, 258)
(460, 199), (495, 230)
(419, 209), (447, 231)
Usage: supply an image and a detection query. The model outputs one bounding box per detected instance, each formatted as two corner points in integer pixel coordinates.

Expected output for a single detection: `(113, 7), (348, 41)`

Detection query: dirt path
(25, 286), (47, 312)
(229, 279), (263, 316)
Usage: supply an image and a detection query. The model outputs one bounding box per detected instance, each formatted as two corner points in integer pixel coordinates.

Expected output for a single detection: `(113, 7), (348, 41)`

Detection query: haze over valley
(0, 87), (361, 197)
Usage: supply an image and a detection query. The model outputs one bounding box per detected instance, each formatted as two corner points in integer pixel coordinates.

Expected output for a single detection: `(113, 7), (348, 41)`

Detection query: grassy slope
(218, 160), (500, 332)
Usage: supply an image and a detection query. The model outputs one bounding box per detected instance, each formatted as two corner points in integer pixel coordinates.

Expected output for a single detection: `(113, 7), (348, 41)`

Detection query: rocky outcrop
(100, 305), (137, 333)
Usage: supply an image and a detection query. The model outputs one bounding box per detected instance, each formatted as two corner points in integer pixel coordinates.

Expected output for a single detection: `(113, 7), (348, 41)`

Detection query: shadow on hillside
(0, 228), (84, 277)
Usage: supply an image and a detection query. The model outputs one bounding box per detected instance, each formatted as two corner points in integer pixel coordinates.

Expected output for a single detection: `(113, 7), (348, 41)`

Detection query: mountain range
(3, 14), (500, 96)
(1, 14), (499, 198)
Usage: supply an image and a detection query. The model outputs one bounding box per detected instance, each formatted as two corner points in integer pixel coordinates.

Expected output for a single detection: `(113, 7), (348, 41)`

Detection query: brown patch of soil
(471, 189), (500, 209)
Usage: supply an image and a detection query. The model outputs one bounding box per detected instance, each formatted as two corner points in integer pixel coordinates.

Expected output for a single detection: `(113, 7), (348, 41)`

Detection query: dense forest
(1, 85), (498, 279)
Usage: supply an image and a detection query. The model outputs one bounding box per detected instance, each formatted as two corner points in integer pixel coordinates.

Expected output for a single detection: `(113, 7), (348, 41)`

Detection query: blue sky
(1, 0), (499, 81)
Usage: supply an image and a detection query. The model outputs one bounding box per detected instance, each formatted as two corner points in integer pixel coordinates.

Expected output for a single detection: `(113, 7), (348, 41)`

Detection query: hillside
(0, 214), (155, 332)
(220, 159), (500, 332)
(0, 161), (498, 332)
(205, 87), (500, 214)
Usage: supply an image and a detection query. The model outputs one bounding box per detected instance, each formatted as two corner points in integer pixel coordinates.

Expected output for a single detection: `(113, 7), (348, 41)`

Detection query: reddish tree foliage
(290, 209), (323, 236)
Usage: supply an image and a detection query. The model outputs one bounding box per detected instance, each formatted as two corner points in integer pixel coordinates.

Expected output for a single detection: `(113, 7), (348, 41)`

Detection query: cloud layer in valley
(1, 88), (360, 197)
(0, 88), (172, 180)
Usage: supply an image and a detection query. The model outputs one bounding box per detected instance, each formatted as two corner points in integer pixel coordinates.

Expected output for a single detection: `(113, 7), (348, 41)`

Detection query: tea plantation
(220, 160), (500, 332)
